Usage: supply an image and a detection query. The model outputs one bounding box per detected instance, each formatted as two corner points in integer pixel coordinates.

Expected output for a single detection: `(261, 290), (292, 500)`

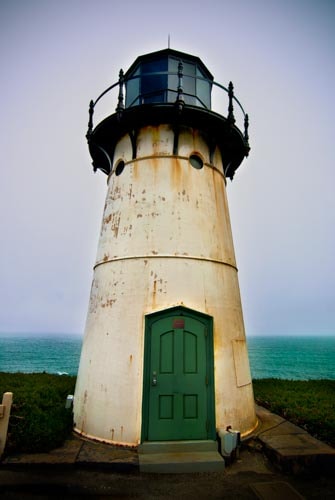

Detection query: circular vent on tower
(189, 154), (203, 170)
(115, 160), (125, 176)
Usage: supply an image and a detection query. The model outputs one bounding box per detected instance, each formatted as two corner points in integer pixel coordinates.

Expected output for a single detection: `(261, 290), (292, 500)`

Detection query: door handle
(152, 371), (157, 386)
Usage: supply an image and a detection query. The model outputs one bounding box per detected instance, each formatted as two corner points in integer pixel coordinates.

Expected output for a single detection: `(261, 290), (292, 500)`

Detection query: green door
(143, 309), (215, 441)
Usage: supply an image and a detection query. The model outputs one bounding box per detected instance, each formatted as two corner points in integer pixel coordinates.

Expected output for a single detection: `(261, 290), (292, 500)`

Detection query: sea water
(248, 335), (335, 380)
(0, 334), (82, 376)
(0, 333), (334, 380)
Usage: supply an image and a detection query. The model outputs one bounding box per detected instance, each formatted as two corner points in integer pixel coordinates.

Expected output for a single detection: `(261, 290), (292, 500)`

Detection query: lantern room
(124, 49), (213, 108)
(86, 48), (250, 180)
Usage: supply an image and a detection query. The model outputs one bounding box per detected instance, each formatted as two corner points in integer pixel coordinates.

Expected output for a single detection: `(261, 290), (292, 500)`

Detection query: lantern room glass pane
(182, 61), (196, 106)
(168, 57), (197, 106)
(125, 67), (140, 107)
(196, 66), (211, 109)
(167, 57), (179, 102)
(140, 58), (168, 103)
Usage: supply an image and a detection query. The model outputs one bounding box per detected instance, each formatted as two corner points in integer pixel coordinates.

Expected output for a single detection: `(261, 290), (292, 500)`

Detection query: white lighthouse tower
(74, 49), (257, 450)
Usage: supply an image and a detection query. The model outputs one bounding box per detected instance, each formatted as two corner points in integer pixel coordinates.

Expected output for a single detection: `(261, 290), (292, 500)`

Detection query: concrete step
(138, 450), (225, 473)
(138, 439), (218, 454)
(255, 405), (335, 475)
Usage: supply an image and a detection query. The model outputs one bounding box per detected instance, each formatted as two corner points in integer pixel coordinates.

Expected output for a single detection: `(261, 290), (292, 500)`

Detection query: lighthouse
(73, 48), (257, 450)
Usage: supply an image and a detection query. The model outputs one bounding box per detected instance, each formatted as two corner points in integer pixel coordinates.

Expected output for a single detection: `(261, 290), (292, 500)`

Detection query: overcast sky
(1, 0), (334, 337)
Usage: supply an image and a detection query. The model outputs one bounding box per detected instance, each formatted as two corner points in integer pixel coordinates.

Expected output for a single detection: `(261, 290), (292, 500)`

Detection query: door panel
(147, 314), (209, 441)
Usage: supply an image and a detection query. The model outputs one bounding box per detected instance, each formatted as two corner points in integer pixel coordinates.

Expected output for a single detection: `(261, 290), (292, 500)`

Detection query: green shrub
(253, 379), (335, 447)
(0, 372), (76, 454)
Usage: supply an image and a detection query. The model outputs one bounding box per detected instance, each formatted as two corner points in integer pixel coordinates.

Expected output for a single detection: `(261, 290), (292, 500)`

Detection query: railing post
(227, 81), (236, 124)
(244, 113), (250, 154)
(175, 61), (184, 113)
(86, 100), (94, 140)
(116, 69), (125, 119)
(0, 392), (13, 457)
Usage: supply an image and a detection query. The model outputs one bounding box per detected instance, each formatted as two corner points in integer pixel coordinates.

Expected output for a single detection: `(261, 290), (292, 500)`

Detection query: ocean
(0, 334), (334, 380)
(247, 335), (335, 380)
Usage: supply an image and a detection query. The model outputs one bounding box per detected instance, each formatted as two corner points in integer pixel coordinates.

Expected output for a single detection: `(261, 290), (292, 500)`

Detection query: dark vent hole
(115, 160), (125, 176)
(189, 154), (203, 169)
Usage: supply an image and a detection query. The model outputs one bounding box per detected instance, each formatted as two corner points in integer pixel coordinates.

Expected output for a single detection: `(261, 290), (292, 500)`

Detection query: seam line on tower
(108, 155), (226, 181)
(94, 254), (238, 271)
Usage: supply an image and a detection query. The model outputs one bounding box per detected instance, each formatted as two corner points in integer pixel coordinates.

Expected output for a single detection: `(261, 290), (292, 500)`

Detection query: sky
(1, 0), (334, 337)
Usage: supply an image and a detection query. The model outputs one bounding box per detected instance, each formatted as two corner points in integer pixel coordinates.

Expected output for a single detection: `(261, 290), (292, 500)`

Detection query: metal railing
(86, 63), (249, 147)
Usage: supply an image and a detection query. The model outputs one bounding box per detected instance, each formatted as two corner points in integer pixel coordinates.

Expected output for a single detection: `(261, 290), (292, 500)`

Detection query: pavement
(0, 405), (334, 499)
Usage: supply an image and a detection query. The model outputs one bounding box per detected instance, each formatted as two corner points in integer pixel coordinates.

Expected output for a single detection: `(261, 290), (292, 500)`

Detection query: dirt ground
(1, 447), (334, 499)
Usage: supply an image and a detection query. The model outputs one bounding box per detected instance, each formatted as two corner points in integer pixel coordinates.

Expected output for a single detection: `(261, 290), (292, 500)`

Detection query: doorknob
(152, 371), (157, 386)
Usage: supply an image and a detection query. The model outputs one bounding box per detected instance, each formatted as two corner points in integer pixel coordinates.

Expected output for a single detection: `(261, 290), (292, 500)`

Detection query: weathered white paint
(0, 392), (13, 457)
(74, 124), (257, 445)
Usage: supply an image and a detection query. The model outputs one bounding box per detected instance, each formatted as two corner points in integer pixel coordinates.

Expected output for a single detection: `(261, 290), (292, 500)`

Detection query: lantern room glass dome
(124, 49), (213, 109)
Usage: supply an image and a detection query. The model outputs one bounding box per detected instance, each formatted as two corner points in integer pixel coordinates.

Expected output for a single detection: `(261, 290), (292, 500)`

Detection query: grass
(0, 374), (334, 454)
(253, 378), (335, 447)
